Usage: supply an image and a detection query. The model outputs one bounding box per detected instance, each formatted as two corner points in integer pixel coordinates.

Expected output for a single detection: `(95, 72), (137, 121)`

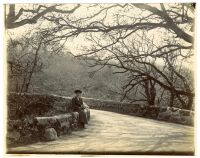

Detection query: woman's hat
(74, 89), (82, 94)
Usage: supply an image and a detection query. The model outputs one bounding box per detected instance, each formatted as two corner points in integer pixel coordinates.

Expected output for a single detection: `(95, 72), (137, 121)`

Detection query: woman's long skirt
(76, 109), (88, 124)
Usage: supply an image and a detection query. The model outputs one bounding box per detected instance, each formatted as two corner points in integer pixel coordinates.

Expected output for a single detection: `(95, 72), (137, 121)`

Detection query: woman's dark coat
(71, 96), (88, 124)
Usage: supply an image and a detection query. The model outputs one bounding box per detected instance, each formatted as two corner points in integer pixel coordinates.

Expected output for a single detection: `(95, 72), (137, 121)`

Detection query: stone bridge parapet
(7, 93), (194, 147)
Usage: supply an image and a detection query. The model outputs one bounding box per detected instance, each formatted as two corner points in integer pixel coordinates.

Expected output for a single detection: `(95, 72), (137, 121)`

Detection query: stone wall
(7, 93), (72, 120)
(83, 98), (194, 126)
(7, 93), (194, 147)
(7, 93), (90, 147)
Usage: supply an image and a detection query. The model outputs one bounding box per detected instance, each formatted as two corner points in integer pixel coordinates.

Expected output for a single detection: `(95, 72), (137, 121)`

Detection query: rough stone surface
(84, 98), (194, 126)
(7, 93), (193, 149)
(8, 109), (194, 155)
(7, 93), (91, 146)
(34, 117), (58, 127)
(8, 93), (194, 126)
(44, 128), (58, 141)
(7, 131), (21, 142)
(71, 112), (79, 130)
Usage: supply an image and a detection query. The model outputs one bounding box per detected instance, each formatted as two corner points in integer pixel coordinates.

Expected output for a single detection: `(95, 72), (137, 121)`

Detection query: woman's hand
(81, 105), (85, 110)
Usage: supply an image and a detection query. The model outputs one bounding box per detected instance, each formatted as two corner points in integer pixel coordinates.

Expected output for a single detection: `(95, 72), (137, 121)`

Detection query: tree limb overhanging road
(8, 109), (194, 155)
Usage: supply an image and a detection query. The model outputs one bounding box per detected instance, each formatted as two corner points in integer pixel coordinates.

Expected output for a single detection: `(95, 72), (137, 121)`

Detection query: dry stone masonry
(84, 98), (194, 126)
(7, 93), (194, 147)
(7, 93), (90, 146)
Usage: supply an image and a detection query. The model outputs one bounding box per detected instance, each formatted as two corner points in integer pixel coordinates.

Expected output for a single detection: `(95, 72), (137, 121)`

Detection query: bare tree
(41, 3), (194, 45)
(6, 3), (195, 109)
(75, 29), (194, 109)
(7, 30), (64, 92)
(5, 4), (80, 29)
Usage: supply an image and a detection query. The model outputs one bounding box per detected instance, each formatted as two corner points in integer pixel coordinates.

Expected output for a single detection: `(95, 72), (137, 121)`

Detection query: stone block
(7, 131), (21, 141)
(71, 112), (79, 120)
(34, 116), (57, 128)
(169, 109), (181, 123)
(44, 128), (58, 141)
(157, 107), (172, 120)
(71, 112), (79, 130)
(7, 120), (21, 131)
(180, 111), (194, 125)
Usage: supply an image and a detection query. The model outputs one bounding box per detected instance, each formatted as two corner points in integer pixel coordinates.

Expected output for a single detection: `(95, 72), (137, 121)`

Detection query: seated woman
(71, 89), (88, 128)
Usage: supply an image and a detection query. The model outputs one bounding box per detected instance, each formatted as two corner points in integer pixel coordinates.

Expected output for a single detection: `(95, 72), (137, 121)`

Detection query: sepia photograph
(4, 2), (196, 156)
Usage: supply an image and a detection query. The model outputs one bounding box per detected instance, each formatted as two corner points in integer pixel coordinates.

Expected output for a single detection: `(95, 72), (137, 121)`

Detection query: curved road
(8, 109), (194, 155)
